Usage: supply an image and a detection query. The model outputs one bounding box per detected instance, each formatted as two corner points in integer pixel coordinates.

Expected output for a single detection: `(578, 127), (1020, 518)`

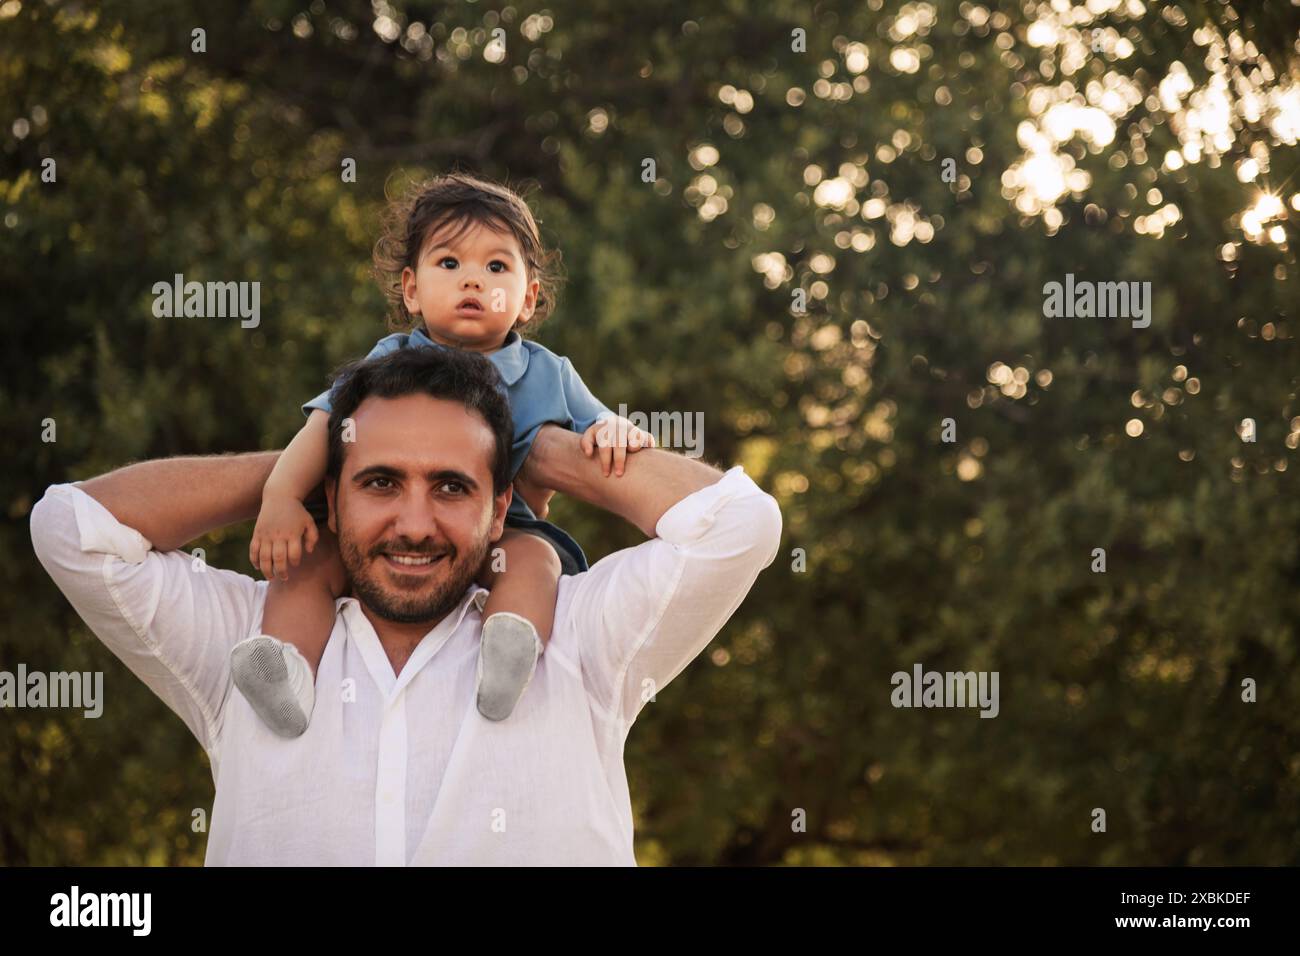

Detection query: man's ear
(489, 484), (513, 542)
(325, 477), (338, 534)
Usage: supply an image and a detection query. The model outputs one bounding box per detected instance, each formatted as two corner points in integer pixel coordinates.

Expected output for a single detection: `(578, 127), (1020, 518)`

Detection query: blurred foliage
(2, 0), (1299, 865)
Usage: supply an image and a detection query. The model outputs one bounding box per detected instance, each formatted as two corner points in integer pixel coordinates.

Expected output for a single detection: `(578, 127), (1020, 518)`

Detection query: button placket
(373, 690), (409, 866)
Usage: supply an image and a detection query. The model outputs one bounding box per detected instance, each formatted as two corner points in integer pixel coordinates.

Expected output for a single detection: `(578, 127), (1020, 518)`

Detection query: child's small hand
(250, 495), (319, 582)
(580, 416), (657, 477)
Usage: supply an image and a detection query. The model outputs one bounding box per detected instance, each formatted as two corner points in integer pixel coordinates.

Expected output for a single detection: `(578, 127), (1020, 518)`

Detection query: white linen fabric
(30, 466), (782, 865)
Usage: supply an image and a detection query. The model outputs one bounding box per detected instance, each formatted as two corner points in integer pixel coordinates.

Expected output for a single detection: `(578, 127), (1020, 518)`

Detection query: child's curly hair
(373, 169), (565, 336)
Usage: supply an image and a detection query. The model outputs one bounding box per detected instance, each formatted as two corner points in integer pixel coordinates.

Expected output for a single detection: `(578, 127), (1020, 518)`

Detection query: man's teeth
(388, 554), (436, 565)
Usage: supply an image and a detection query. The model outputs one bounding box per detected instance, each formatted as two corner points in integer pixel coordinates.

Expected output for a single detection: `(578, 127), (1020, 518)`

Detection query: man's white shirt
(30, 467), (781, 865)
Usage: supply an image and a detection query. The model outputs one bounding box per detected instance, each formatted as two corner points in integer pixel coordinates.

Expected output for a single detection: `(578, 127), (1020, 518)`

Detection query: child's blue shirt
(301, 326), (612, 573)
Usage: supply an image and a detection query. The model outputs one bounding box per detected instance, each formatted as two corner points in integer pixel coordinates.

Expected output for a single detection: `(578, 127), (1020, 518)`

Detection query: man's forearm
(75, 451), (282, 552)
(522, 426), (722, 537)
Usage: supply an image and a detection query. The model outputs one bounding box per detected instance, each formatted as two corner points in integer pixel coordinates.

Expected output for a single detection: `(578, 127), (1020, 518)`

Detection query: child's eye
(437, 256), (507, 272)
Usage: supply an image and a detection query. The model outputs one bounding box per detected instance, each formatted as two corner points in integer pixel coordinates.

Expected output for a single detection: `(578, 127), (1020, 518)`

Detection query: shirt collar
(488, 330), (530, 385)
(338, 584), (488, 634)
(337, 585), (488, 699)
(410, 326), (530, 386)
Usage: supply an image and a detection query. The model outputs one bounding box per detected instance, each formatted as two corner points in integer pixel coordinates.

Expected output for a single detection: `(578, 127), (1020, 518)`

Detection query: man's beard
(338, 522), (490, 626)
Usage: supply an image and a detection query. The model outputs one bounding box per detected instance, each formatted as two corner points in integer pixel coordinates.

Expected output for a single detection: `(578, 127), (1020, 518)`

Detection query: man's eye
(365, 477), (394, 490)
(441, 481), (466, 494)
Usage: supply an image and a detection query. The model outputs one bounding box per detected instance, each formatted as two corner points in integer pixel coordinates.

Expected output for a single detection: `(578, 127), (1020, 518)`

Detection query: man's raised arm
(519, 425), (725, 538)
(29, 451), (286, 752)
(519, 424), (783, 732)
(76, 451), (283, 552)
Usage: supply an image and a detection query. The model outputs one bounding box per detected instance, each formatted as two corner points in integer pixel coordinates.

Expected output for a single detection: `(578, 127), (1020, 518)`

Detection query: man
(29, 346), (782, 865)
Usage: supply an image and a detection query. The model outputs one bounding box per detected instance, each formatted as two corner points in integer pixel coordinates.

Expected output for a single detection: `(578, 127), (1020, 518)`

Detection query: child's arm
(557, 357), (656, 478)
(249, 409), (330, 581)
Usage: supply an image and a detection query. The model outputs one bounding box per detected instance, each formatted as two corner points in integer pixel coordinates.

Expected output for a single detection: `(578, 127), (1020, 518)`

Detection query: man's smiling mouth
(379, 551), (447, 573)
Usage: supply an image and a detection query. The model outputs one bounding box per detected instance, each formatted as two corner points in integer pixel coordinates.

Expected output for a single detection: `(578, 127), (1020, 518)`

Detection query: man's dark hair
(324, 346), (514, 495)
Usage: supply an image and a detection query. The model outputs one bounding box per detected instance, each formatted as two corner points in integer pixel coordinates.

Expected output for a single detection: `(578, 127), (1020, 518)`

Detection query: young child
(230, 171), (655, 735)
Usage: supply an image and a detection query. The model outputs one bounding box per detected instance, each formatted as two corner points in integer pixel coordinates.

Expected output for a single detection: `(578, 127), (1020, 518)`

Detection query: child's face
(401, 219), (539, 353)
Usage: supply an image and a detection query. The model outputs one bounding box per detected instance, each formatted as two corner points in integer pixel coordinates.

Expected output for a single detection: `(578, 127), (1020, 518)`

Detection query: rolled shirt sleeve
(301, 386), (335, 418)
(28, 484), (264, 758)
(564, 465), (782, 732)
(301, 333), (407, 418)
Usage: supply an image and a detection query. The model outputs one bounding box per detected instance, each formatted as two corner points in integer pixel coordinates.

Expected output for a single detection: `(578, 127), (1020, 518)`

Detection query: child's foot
(231, 634), (315, 737)
(476, 613), (542, 721)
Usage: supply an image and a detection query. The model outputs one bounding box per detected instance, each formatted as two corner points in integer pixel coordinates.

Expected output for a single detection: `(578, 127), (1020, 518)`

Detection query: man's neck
(357, 604), (451, 676)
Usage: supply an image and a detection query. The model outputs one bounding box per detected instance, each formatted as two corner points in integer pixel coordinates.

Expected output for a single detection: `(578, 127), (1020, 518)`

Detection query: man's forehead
(346, 394), (495, 479)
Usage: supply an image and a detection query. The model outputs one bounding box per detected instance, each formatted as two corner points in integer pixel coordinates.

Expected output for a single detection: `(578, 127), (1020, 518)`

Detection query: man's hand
(580, 415), (657, 477)
(512, 469), (555, 520)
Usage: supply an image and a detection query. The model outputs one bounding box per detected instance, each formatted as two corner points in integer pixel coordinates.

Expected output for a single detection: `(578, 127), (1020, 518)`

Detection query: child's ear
(515, 278), (540, 327)
(400, 266), (421, 316)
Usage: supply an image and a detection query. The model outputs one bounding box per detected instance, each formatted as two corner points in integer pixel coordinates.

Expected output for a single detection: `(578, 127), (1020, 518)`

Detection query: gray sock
(476, 613), (542, 721)
(231, 636), (312, 738)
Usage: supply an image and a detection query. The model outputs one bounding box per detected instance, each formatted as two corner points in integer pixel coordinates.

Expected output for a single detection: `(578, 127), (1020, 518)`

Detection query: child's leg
(261, 526), (348, 678)
(475, 529), (562, 721)
(231, 526), (348, 737)
(481, 529), (562, 646)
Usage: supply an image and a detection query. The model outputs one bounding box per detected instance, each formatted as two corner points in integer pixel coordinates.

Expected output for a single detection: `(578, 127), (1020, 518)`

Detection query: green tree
(3, 0), (1297, 864)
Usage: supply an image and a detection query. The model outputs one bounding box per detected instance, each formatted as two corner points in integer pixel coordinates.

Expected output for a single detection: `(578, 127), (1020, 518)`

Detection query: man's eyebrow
(351, 464), (481, 491)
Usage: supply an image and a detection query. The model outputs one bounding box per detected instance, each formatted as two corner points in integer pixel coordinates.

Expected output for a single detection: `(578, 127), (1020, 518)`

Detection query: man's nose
(391, 493), (443, 546)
